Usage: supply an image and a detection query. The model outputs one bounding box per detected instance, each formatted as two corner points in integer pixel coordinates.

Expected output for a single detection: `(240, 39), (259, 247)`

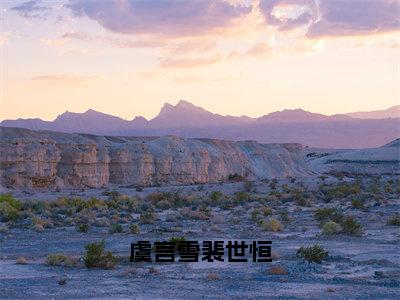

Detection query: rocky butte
(0, 127), (308, 189)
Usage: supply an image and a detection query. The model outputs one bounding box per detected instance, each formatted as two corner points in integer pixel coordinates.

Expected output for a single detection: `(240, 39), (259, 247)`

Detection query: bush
(46, 253), (78, 267)
(139, 210), (156, 224)
(169, 236), (186, 249)
(314, 208), (343, 225)
(84, 240), (117, 269)
(129, 223), (140, 234)
(322, 221), (342, 235)
(0, 194), (22, 210)
(351, 198), (364, 209)
(77, 223), (89, 233)
(209, 191), (223, 205)
(109, 223), (123, 234)
(261, 219), (283, 232)
(296, 244), (329, 264)
(387, 213), (400, 226)
(341, 216), (363, 235)
(0, 202), (19, 222)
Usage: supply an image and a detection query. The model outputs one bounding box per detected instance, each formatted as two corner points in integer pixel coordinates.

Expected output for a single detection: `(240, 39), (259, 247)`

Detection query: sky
(0, 0), (399, 121)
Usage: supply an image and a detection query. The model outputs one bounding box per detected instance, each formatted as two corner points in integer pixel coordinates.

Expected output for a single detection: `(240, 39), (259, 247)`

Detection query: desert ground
(1, 172), (399, 299)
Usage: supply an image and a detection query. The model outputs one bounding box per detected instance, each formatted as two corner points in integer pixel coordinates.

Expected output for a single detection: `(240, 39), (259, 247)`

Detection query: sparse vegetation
(387, 213), (400, 226)
(261, 219), (283, 232)
(129, 223), (140, 233)
(322, 221), (342, 235)
(84, 240), (117, 269)
(296, 244), (329, 264)
(139, 210), (156, 224)
(46, 253), (78, 267)
(76, 223), (89, 233)
(109, 223), (123, 234)
(340, 216), (363, 235)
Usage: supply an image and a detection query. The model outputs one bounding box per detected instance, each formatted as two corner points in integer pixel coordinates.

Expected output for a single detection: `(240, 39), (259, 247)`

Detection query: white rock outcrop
(0, 127), (308, 189)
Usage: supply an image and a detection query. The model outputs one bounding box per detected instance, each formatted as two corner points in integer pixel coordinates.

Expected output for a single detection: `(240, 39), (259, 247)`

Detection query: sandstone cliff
(0, 127), (308, 189)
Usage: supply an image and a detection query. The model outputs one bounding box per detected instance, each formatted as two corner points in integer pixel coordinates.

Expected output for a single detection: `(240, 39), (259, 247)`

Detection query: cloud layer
(259, 0), (400, 38)
(67, 0), (252, 37)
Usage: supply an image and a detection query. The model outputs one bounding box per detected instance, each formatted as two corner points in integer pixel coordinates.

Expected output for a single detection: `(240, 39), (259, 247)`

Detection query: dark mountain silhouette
(1, 100), (399, 148)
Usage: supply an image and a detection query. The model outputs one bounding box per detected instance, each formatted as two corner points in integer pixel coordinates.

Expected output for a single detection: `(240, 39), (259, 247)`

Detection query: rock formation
(0, 127), (308, 189)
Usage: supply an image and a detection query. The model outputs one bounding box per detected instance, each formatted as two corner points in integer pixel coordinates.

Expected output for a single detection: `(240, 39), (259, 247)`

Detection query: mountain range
(1, 101), (399, 149)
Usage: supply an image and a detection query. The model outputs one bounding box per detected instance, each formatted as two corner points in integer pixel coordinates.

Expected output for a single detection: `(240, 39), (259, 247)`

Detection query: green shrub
(139, 210), (156, 224)
(341, 216), (363, 235)
(351, 198), (364, 209)
(314, 208), (343, 225)
(169, 236), (186, 249)
(296, 244), (329, 264)
(322, 221), (342, 235)
(77, 223), (89, 233)
(209, 191), (223, 205)
(0, 194), (22, 210)
(261, 219), (283, 232)
(84, 240), (117, 269)
(387, 213), (400, 226)
(109, 223), (123, 234)
(129, 223), (140, 234)
(46, 253), (78, 267)
(0, 202), (19, 222)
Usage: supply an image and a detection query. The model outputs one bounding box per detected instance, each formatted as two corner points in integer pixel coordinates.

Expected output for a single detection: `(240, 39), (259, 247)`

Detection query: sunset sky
(0, 0), (399, 121)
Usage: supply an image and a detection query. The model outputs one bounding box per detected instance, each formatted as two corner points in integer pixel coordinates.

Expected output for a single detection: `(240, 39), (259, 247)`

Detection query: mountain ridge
(1, 101), (399, 148)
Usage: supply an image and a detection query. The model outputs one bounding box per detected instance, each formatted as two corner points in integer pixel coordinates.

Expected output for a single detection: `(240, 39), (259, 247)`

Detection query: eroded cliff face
(0, 127), (309, 189)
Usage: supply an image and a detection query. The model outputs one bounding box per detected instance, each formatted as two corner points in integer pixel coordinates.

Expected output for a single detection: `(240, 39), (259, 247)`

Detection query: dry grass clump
(16, 256), (28, 265)
(261, 219), (283, 232)
(46, 253), (78, 267)
(179, 208), (209, 220)
(268, 265), (288, 275)
(206, 272), (220, 280)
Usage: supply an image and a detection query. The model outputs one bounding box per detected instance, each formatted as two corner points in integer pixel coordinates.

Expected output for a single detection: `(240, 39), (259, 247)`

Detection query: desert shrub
(314, 208), (344, 225)
(169, 236), (186, 248)
(77, 223), (89, 233)
(0, 202), (20, 222)
(261, 219), (283, 232)
(84, 240), (117, 269)
(146, 192), (186, 209)
(262, 206), (273, 217)
(0, 194), (22, 210)
(243, 181), (256, 193)
(179, 208), (209, 220)
(296, 244), (329, 264)
(209, 191), (224, 205)
(351, 198), (364, 209)
(340, 216), (363, 235)
(233, 191), (250, 204)
(139, 210), (156, 224)
(129, 223), (140, 234)
(278, 209), (290, 222)
(387, 213), (400, 226)
(102, 189), (121, 198)
(322, 182), (361, 201)
(322, 221), (342, 235)
(109, 223), (123, 234)
(268, 265), (288, 275)
(46, 253), (78, 267)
